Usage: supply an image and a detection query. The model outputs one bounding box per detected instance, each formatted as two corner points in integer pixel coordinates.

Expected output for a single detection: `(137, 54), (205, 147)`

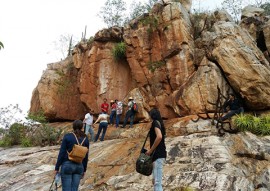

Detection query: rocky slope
(22, 1), (270, 191)
(0, 118), (270, 191)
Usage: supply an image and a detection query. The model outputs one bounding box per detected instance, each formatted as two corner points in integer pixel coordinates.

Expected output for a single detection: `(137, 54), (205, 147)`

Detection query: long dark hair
(149, 108), (166, 135)
(73, 120), (86, 138)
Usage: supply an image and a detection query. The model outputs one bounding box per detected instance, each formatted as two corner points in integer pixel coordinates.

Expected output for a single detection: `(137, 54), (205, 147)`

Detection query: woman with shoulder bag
(145, 108), (167, 191)
(55, 120), (89, 191)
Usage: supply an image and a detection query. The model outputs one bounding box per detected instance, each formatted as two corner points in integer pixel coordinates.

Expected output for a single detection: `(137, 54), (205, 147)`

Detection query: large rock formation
(30, 1), (270, 121)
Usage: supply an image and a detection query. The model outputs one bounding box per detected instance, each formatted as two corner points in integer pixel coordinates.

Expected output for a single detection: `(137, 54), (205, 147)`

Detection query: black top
(150, 120), (167, 162)
(223, 98), (243, 111)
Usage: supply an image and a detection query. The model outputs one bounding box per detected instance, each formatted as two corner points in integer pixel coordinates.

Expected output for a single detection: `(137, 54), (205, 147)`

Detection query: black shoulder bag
(136, 131), (154, 176)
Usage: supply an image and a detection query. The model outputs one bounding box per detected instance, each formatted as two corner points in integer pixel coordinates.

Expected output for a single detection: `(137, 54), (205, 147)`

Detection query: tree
(0, 41), (4, 50)
(145, 0), (160, 11)
(53, 34), (78, 59)
(129, 1), (147, 20)
(98, 0), (127, 27)
(221, 0), (243, 23)
(261, 2), (270, 15)
(0, 104), (22, 129)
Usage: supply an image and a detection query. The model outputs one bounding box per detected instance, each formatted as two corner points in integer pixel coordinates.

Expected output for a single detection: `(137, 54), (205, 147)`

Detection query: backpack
(67, 133), (88, 163)
(132, 102), (138, 112)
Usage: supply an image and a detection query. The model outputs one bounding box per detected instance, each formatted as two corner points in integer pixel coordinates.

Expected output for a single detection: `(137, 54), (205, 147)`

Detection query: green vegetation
(99, 0), (160, 27)
(147, 60), (166, 72)
(0, 41), (4, 50)
(0, 109), (63, 147)
(98, 0), (127, 27)
(232, 113), (270, 136)
(140, 15), (159, 34)
(261, 3), (270, 15)
(54, 67), (76, 96)
(112, 42), (126, 60)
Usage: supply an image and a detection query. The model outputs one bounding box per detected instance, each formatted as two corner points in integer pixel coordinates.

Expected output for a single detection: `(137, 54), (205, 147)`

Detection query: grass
(112, 42), (126, 61)
(232, 113), (270, 136)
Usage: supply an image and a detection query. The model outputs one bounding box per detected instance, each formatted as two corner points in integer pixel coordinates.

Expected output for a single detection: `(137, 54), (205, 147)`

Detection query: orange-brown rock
(30, 57), (86, 121)
(30, 3), (270, 121)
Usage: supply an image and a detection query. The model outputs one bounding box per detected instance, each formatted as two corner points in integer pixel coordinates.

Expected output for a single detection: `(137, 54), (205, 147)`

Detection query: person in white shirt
(83, 110), (94, 142)
(93, 111), (109, 142)
(116, 100), (123, 128)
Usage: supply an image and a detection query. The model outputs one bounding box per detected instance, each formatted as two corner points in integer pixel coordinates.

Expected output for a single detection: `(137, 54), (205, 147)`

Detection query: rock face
(1, 119), (270, 191)
(30, 57), (86, 121)
(30, 2), (270, 121)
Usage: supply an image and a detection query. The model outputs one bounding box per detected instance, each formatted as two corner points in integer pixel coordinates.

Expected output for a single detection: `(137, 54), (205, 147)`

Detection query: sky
(0, 0), (224, 118)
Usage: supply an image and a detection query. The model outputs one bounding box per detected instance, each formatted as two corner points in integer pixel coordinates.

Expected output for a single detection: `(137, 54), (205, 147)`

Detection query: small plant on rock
(112, 42), (126, 61)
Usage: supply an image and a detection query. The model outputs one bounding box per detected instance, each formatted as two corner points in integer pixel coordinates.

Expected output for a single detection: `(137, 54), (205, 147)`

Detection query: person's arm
(93, 116), (101, 125)
(223, 100), (229, 112)
(55, 134), (68, 172)
(146, 127), (162, 156)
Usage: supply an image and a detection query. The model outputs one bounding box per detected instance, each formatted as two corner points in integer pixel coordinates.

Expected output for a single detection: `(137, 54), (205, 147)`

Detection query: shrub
(31, 124), (62, 146)
(21, 137), (32, 147)
(0, 136), (12, 147)
(112, 42), (126, 60)
(232, 113), (270, 136)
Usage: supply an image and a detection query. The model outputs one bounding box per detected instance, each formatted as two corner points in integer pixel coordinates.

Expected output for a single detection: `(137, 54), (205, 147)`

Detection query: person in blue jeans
(221, 93), (244, 121)
(83, 109), (95, 142)
(146, 108), (167, 191)
(109, 100), (117, 125)
(93, 112), (109, 142)
(55, 120), (89, 191)
(121, 97), (135, 128)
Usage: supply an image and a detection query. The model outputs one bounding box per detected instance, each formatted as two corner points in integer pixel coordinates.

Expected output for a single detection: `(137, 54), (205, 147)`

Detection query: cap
(128, 97), (133, 100)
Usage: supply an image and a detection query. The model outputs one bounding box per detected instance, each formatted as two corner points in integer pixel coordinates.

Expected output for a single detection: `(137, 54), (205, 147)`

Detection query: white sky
(0, 0), (224, 117)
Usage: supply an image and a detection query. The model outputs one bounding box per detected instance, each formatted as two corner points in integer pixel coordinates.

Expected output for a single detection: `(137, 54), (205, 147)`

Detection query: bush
(112, 42), (126, 60)
(232, 113), (270, 136)
(0, 111), (63, 147)
(21, 137), (32, 147)
(0, 136), (12, 147)
(30, 124), (62, 146)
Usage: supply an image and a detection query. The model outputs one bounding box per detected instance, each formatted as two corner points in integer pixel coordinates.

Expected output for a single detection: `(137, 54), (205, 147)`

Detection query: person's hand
(145, 150), (152, 156)
(81, 172), (85, 179)
(54, 170), (59, 176)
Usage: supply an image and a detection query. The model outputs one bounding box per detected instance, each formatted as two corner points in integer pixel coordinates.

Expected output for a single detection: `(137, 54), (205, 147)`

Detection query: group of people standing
(53, 92), (245, 191)
(83, 97), (137, 143)
(54, 96), (167, 191)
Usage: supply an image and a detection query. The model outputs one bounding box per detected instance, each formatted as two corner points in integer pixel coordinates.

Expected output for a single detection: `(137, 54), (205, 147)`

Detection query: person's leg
(221, 110), (237, 121)
(88, 125), (95, 142)
(71, 163), (84, 191)
(116, 114), (120, 128)
(129, 111), (135, 128)
(110, 112), (113, 125)
(153, 158), (165, 191)
(60, 161), (74, 191)
(95, 124), (102, 142)
(122, 110), (131, 128)
(85, 124), (90, 136)
(100, 123), (108, 141)
(112, 110), (116, 124)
